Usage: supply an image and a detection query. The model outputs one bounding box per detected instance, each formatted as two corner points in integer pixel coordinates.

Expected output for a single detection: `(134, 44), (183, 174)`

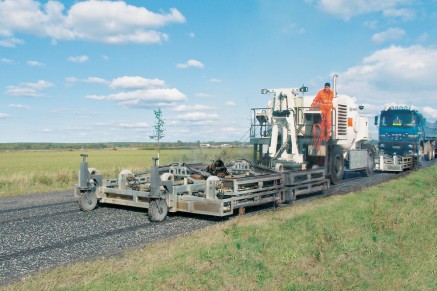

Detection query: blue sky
(1, 0), (437, 143)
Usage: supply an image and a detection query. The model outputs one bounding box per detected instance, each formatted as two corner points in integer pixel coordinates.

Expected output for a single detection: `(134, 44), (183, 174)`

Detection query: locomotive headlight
(407, 144), (413, 149)
(379, 144), (385, 148)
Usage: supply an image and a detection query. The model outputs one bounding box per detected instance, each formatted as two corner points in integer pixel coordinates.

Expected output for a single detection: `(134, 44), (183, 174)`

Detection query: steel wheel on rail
(148, 199), (168, 222)
(78, 189), (98, 212)
(329, 146), (344, 185)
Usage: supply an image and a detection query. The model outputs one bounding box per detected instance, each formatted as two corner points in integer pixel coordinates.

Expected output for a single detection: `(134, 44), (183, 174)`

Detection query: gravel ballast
(1, 159), (435, 286)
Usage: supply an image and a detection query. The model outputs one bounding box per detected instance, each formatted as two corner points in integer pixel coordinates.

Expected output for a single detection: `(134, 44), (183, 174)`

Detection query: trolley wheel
(78, 190), (98, 212)
(329, 146), (344, 185)
(148, 199), (168, 222)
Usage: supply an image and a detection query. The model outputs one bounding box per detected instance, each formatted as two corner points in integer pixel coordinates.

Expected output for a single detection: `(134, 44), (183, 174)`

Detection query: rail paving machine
(249, 75), (375, 202)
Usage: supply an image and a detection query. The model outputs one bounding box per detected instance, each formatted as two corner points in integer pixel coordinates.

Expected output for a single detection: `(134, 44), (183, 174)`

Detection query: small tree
(149, 108), (165, 164)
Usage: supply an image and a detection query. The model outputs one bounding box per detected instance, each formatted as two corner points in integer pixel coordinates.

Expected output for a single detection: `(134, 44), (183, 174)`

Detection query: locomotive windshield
(380, 110), (417, 127)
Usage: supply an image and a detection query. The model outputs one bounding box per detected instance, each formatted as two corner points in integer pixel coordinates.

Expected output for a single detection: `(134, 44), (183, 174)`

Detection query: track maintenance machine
(75, 155), (288, 222)
(249, 74), (375, 189)
(74, 75), (373, 221)
(374, 106), (437, 171)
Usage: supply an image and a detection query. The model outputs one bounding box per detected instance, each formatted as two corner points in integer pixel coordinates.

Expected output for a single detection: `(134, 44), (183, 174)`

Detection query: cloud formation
(176, 59), (205, 69)
(27, 60), (45, 67)
(371, 28), (406, 43)
(8, 103), (30, 109)
(172, 104), (214, 111)
(84, 77), (109, 85)
(0, 0), (185, 46)
(110, 76), (165, 89)
(1, 58), (14, 63)
(337, 45), (437, 120)
(315, 0), (415, 20)
(85, 75), (186, 108)
(6, 80), (54, 97)
(67, 55), (89, 63)
(174, 112), (219, 122)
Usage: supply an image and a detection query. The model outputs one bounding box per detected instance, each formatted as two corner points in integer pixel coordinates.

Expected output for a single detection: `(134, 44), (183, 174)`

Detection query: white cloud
(315, 0), (413, 20)
(65, 76), (79, 86)
(118, 122), (149, 128)
(86, 88), (186, 108)
(92, 121), (149, 132)
(6, 80), (53, 97)
(172, 104), (214, 111)
(0, 37), (24, 48)
(383, 8), (415, 21)
(195, 92), (213, 98)
(110, 76), (165, 89)
(1, 58), (14, 63)
(422, 106), (437, 119)
(175, 112), (219, 121)
(0, 113), (11, 119)
(65, 76), (78, 82)
(209, 78), (222, 83)
(27, 60), (45, 67)
(176, 59), (204, 69)
(67, 55), (88, 63)
(84, 77), (109, 85)
(338, 45), (437, 108)
(371, 28), (406, 43)
(0, 0), (185, 45)
(226, 101), (236, 107)
(8, 103), (30, 109)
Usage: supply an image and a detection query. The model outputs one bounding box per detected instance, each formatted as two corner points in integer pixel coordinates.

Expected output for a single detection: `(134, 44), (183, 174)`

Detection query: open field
(4, 165), (436, 290)
(0, 147), (252, 197)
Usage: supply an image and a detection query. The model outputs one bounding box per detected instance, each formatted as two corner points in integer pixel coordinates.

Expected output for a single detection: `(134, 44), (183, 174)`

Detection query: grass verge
(4, 165), (437, 290)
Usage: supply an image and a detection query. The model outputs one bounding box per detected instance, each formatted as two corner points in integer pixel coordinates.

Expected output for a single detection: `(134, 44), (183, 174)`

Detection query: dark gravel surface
(0, 191), (223, 286)
(1, 159), (435, 286)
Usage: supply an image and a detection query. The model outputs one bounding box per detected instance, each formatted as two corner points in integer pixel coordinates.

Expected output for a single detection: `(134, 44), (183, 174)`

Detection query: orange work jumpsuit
(311, 88), (334, 140)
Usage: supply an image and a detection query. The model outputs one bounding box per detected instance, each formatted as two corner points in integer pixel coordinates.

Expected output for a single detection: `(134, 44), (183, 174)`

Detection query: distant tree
(149, 108), (165, 164)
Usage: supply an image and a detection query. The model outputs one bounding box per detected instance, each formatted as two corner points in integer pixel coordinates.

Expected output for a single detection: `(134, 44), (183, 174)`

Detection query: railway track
(1, 160), (435, 287)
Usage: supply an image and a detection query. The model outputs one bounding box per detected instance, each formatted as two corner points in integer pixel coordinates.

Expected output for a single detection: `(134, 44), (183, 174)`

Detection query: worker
(311, 82), (334, 140)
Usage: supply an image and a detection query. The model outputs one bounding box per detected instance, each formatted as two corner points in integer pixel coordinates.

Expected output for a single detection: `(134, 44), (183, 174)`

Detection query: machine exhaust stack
(332, 74), (338, 98)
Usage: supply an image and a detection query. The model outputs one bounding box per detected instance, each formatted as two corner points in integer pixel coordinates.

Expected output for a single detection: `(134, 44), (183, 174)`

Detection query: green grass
(4, 165), (436, 290)
(0, 147), (252, 197)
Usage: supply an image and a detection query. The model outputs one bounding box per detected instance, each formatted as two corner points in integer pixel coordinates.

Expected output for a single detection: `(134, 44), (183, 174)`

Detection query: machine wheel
(78, 190), (98, 212)
(148, 199), (168, 222)
(329, 146), (344, 185)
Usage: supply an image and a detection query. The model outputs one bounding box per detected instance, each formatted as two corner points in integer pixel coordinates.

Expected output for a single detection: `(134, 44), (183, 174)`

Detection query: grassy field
(0, 147), (252, 197)
(4, 165), (436, 290)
